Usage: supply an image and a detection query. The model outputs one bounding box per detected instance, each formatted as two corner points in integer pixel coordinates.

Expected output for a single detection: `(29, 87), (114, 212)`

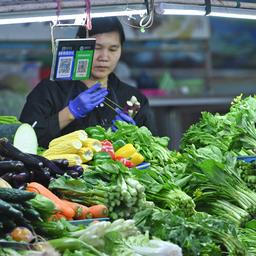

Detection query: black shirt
(20, 73), (156, 147)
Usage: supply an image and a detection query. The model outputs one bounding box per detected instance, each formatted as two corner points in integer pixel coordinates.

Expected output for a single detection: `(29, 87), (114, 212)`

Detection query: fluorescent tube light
(92, 9), (147, 18)
(0, 7), (146, 25)
(208, 6), (256, 20)
(0, 14), (81, 25)
(156, 3), (256, 20)
(156, 3), (205, 16)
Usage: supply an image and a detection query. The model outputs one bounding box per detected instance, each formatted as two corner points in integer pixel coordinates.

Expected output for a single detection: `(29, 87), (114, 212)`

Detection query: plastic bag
(132, 239), (182, 256)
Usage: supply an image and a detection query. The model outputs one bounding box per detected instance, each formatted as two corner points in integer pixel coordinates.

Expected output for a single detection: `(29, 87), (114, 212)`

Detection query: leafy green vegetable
(238, 227), (256, 255)
(181, 95), (256, 156)
(0, 115), (21, 124)
(236, 160), (256, 192)
(134, 208), (245, 256)
(49, 162), (149, 220)
(131, 166), (195, 217)
(107, 121), (171, 166)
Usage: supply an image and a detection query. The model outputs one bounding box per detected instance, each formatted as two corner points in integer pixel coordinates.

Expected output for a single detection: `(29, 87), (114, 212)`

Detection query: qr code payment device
(50, 38), (96, 81)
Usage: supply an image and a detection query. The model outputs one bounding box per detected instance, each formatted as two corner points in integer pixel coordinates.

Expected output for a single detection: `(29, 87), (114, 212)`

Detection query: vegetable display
(46, 219), (182, 256)
(27, 182), (76, 220)
(0, 138), (85, 188)
(134, 208), (245, 256)
(237, 160), (256, 192)
(1, 95), (256, 255)
(0, 188), (39, 237)
(48, 161), (149, 220)
(0, 115), (21, 124)
(0, 123), (38, 154)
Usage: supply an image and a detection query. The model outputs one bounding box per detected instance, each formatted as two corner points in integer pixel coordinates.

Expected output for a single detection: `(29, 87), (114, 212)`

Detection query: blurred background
(0, 4), (256, 149)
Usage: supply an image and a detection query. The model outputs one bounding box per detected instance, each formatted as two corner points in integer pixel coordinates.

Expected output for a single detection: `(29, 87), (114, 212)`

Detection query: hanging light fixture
(156, 3), (256, 20)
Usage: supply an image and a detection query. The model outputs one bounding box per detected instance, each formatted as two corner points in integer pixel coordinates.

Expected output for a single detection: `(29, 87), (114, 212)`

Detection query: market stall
(0, 1), (256, 255)
(0, 95), (256, 255)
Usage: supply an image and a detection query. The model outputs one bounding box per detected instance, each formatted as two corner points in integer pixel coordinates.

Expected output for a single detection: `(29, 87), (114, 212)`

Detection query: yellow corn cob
(78, 147), (94, 163)
(129, 152), (144, 166)
(83, 138), (102, 152)
(43, 139), (82, 156)
(48, 130), (88, 148)
(44, 154), (82, 166)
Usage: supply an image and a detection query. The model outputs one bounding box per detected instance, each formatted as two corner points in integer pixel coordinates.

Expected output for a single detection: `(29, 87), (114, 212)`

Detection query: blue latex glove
(68, 83), (108, 119)
(111, 108), (136, 131)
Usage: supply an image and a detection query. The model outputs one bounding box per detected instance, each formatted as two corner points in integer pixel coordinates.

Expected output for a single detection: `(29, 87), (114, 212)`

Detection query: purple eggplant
(68, 170), (80, 178)
(0, 160), (25, 174)
(66, 165), (84, 176)
(33, 167), (51, 187)
(51, 159), (69, 169)
(12, 171), (31, 188)
(29, 154), (65, 176)
(0, 138), (43, 169)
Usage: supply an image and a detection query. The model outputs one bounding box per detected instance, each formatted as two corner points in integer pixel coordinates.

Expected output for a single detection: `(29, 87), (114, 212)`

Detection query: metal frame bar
(156, 0), (256, 9)
(0, 1), (143, 13)
(1, 1), (256, 14)
(0, 0), (255, 24)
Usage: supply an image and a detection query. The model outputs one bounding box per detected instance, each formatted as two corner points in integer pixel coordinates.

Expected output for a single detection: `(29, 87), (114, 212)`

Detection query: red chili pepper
(115, 156), (135, 168)
(101, 140), (115, 159)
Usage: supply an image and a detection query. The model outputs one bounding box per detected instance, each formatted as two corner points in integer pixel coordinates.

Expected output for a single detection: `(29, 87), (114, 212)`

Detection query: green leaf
(104, 231), (123, 254)
(245, 219), (256, 230)
(197, 159), (230, 185)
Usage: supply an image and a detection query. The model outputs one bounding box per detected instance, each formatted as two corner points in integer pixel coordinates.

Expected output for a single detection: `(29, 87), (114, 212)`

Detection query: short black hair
(76, 17), (125, 45)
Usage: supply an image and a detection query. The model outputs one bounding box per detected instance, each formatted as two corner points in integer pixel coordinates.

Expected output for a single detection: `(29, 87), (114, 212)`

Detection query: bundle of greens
(49, 161), (150, 220)
(238, 220), (256, 255)
(70, 219), (182, 256)
(33, 217), (81, 239)
(179, 145), (256, 226)
(70, 219), (140, 250)
(180, 95), (256, 156)
(134, 208), (245, 256)
(180, 111), (234, 153)
(236, 160), (256, 192)
(228, 94), (256, 151)
(131, 165), (195, 217)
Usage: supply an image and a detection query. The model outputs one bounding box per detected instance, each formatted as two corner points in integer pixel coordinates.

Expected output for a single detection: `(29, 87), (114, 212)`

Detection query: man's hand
(112, 108), (136, 131)
(68, 83), (108, 119)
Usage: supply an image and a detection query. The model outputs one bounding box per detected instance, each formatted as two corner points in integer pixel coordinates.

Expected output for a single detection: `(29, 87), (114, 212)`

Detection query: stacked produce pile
(0, 94), (256, 255)
(0, 187), (38, 236)
(0, 137), (67, 188)
(49, 162), (150, 220)
(177, 95), (256, 227)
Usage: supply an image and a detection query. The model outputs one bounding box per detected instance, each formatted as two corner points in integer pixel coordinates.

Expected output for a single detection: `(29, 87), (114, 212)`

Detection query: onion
(10, 227), (35, 242)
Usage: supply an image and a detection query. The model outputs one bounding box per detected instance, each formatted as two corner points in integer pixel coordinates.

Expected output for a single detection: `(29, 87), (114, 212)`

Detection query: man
(20, 17), (156, 148)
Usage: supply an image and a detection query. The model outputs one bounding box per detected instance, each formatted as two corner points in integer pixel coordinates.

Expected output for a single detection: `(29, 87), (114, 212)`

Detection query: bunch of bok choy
(180, 145), (256, 226)
(131, 165), (195, 217)
(49, 161), (151, 220)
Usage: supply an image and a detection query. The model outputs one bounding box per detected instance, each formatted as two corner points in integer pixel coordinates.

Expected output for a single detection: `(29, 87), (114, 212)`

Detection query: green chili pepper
(85, 126), (106, 141)
(112, 139), (126, 151)
(90, 134), (106, 141)
(92, 152), (112, 165)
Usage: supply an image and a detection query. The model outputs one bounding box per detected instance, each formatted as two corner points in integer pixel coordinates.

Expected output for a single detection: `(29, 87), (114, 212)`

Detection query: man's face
(90, 31), (122, 81)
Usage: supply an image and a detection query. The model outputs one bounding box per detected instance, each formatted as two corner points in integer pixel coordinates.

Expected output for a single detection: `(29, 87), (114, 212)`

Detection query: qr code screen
(76, 59), (88, 77)
(56, 56), (73, 78)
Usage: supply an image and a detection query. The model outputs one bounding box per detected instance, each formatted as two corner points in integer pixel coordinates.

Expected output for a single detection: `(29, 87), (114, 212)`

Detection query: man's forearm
(58, 106), (75, 130)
